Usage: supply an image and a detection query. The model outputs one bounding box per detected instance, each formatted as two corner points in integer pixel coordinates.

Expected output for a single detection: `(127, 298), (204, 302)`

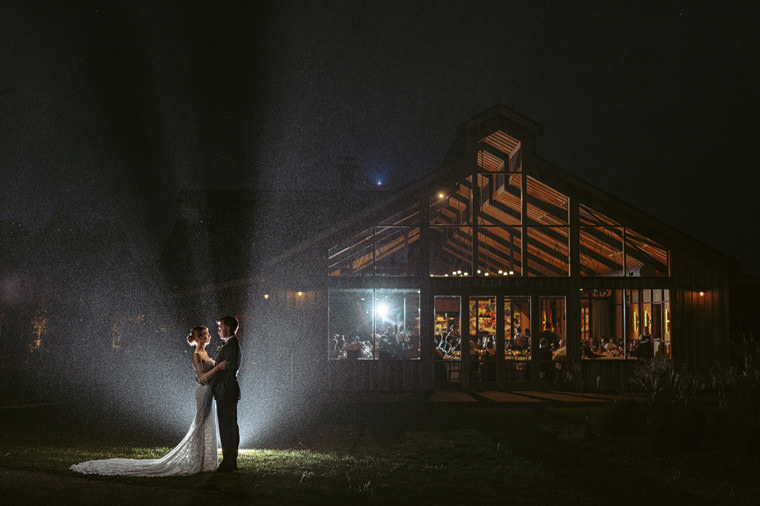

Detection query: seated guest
(582, 338), (599, 358)
(344, 336), (362, 360)
(513, 330), (529, 351)
(552, 339), (567, 361)
(633, 335), (654, 360)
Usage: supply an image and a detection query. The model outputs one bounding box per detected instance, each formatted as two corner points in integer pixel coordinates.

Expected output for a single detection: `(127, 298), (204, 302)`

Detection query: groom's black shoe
(215, 465), (234, 473)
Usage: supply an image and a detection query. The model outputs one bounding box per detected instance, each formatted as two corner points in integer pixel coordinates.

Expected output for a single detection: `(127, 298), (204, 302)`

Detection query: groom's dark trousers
(217, 400), (239, 470)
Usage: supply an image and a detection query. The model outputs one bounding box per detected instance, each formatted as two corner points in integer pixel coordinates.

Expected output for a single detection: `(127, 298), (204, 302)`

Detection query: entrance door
(434, 296), (462, 385)
(434, 294), (566, 388)
(535, 296), (567, 385)
(504, 295), (532, 384)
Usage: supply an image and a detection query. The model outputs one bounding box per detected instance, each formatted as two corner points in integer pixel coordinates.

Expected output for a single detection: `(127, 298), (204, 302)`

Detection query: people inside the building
(344, 336), (363, 360)
(539, 322), (559, 350)
(328, 334), (343, 359)
(552, 338), (567, 361)
(582, 338), (600, 358)
(512, 328), (529, 351)
(538, 337), (554, 381)
(632, 328), (654, 360)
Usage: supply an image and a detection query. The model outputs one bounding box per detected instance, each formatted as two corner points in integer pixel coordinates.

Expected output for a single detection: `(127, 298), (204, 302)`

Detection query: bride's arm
(192, 354), (227, 385)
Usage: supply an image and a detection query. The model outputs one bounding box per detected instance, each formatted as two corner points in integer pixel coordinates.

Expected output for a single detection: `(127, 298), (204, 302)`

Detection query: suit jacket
(212, 335), (241, 401)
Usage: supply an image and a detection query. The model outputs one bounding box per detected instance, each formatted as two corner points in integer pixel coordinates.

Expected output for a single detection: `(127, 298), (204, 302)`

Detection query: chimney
(339, 156), (359, 193)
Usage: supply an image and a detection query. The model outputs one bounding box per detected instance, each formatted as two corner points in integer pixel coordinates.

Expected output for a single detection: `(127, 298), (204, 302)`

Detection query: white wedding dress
(70, 363), (218, 477)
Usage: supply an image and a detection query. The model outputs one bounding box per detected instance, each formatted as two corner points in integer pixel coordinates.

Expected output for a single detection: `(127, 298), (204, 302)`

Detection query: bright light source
(263, 294), (270, 299)
(375, 301), (389, 318)
(438, 193), (445, 199)
(297, 291), (303, 296)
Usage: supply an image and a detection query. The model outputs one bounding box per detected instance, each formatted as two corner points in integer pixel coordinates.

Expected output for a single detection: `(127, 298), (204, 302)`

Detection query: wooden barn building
(222, 105), (758, 392)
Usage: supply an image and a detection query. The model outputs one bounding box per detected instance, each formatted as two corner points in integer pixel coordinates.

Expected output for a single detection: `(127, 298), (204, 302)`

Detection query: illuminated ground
(2, 393), (759, 505)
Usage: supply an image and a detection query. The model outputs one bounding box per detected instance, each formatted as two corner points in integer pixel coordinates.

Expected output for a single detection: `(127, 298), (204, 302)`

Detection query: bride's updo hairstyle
(187, 326), (207, 346)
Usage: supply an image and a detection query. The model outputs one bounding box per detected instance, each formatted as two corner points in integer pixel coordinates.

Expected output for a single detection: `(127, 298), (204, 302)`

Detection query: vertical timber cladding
(670, 245), (733, 370)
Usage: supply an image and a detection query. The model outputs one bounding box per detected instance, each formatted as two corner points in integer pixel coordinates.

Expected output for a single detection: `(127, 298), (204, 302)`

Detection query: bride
(70, 326), (228, 476)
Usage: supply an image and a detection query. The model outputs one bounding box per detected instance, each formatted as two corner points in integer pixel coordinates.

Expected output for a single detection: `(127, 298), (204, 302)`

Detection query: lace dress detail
(70, 359), (218, 476)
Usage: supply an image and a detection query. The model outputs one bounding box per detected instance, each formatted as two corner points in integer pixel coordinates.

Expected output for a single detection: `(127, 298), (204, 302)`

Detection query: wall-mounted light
(263, 294), (270, 300)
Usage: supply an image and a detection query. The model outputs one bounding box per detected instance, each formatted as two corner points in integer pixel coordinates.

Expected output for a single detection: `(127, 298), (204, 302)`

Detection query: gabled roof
(264, 105), (737, 278)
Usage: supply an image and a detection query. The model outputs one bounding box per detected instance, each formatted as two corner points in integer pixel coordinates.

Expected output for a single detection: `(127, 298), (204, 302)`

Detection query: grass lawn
(2, 397), (759, 505)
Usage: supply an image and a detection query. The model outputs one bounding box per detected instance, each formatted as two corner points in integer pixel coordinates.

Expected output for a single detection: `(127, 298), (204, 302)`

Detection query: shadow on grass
(2, 398), (760, 505)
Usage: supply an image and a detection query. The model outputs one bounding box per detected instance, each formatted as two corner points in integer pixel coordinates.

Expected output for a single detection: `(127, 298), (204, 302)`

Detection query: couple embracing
(71, 316), (242, 476)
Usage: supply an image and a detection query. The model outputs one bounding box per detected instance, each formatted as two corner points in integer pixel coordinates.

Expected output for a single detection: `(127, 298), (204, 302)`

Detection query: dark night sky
(2, 1), (760, 275)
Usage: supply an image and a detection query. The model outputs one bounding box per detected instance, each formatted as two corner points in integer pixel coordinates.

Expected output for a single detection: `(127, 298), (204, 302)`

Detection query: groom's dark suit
(211, 335), (241, 471)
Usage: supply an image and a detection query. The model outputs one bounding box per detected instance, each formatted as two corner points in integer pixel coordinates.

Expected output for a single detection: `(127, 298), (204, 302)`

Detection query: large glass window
(476, 225), (521, 277)
(328, 228), (374, 277)
(538, 296), (566, 382)
(434, 296), (462, 382)
(374, 226), (421, 276)
(504, 296), (531, 359)
(580, 288), (670, 361)
(430, 226), (473, 277)
(431, 177), (474, 277)
(525, 226), (569, 276)
(477, 132), (522, 173)
(328, 289), (420, 360)
(579, 204), (670, 277)
(626, 289), (671, 359)
(329, 205), (422, 277)
(580, 226), (625, 276)
(505, 296), (531, 382)
(431, 177), (472, 225)
(580, 289), (625, 359)
(625, 230), (670, 277)
(328, 289), (373, 359)
(470, 296), (497, 383)
(478, 173), (521, 226)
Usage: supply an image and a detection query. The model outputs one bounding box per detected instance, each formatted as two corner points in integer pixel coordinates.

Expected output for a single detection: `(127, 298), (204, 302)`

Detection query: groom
(212, 315), (241, 472)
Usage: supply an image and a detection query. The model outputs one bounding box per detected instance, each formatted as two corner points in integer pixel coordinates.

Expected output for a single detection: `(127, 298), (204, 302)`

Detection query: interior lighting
(263, 294), (270, 299)
(699, 291), (705, 297)
(297, 291), (304, 297)
(438, 192), (445, 200)
(508, 270), (515, 275)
